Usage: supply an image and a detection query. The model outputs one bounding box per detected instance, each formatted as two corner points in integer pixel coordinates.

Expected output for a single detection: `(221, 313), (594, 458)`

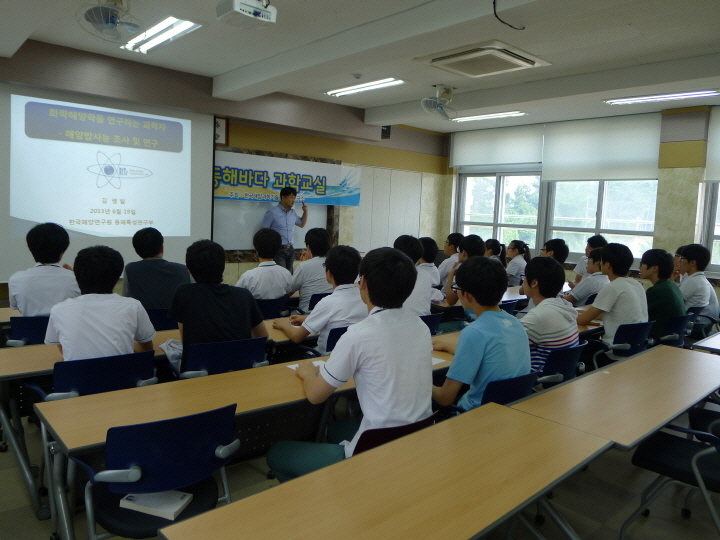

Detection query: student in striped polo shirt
(520, 257), (579, 372)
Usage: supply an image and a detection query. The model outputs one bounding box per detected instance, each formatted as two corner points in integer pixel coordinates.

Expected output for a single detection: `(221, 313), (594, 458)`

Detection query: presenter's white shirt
(236, 262), (292, 300)
(401, 269), (433, 317)
(8, 264), (80, 316)
(438, 253), (459, 289)
(301, 285), (367, 354)
(290, 257), (333, 312)
(592, 277), (648, 344)
(45, 294), (156, 361)
(320, 307), (433, 457)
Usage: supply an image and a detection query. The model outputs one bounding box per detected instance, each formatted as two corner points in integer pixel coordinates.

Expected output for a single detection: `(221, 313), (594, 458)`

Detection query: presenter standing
(261, 187), (308, 273)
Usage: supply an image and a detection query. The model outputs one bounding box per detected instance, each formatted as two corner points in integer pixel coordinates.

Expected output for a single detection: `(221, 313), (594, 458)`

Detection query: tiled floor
(0, 416), (717, 540)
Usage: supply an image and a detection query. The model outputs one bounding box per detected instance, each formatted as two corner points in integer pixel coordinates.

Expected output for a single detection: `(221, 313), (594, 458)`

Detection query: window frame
(701, 181), (720, 273)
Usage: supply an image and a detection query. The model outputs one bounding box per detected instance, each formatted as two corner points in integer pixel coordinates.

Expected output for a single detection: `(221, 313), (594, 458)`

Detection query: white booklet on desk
(287, 360), (326, 371)
(120, 490), (193, 520)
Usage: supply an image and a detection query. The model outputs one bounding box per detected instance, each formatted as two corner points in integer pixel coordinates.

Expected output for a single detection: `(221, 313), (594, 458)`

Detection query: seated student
(289, 228), (334, 312)
(676, 244), (720, 330)
(236, 229), (292, 300)
(265, 247), (433, 482)
(418, 237), (444, 303)
(438, 232), (464, 289)
(518, 238), (570, 312)
(561, 248), (609, 306)
(485, 239), (506, 267)
(122, 227), (191, 310)
(520, 257), (579, 372)
(273, 245), (367, 355)
(432, 257), (531, 411)
(506, 239), (531, 287)
(45, 246), (155, 361)
(170, 240), (268, 368)
(393, 235), (433, 316)
(639, 248), (685, 342)
(673, 246), (687, 282)
(445, 234), (485, 306)
(577, 243), (648, 357)
(569, 234), (607, 289)
(9, 222), (80, 316)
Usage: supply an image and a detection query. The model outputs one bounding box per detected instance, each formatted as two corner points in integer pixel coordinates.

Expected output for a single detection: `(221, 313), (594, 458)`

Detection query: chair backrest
(326, 327), (348, 353)
(585, 293), (598, 306)
(53, 351), (156, 396)
(499, 300), (518, 314)
(104, 404), (238, 493)
(308, 293), (331, 311)
(353, 414), (435, 456)
(659, 314), (694, 347)
(255, 297), (288, 319)
(613, 321), (655, 357)
(145, 308), (178, 331)
(185, 337), (268, 375)
(419, 313), (442, 335)
(540, 342), (588, 383)
(481, 372), (538, 405)
(9, 316), (50, 345)
(686, 306), (705, 323)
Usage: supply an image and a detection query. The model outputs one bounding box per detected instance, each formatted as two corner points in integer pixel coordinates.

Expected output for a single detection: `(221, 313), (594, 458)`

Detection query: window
(457, 174), (541, 248)
(549, 180), (658, 258)
(702, 182), (720, 266)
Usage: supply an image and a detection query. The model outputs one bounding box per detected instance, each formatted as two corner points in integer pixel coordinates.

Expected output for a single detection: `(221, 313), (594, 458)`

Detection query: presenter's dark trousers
(274, 245), (296, 274)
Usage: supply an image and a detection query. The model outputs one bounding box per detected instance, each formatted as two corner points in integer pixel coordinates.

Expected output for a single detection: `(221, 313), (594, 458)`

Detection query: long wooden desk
(159, 403), (611, 540)
(0, 306), (20, 325)
(690, 332), (720, 354)
(512, 345), (720, 449)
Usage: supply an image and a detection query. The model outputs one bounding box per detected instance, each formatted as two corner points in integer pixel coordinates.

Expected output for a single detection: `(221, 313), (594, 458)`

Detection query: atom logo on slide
(86, 151), (153, 189)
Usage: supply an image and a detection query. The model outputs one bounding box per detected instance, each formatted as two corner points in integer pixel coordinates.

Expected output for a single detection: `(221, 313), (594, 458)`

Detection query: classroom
(1, 1), (720, 539)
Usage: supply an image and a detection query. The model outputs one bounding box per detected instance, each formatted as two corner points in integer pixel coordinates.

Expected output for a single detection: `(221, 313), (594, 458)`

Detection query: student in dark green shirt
(639, 249), (685, 342)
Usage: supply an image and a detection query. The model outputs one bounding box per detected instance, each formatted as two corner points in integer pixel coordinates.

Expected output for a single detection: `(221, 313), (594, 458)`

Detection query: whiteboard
(212, 199), (327, 250)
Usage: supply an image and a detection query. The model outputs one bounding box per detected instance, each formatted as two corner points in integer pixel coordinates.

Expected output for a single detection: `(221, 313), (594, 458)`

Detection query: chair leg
(84, 481), (97, 540)
(682, 486), (697, 518)
(67, 458), (77, 516)
(620, 475), (674, 540)
(218, 467), (232, 505)
(691, 447), (720, 535)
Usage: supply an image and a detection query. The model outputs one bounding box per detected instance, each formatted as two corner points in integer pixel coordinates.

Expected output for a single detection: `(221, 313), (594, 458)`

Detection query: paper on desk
(432, 357), (446, 365)
(287, 360), (326, 371)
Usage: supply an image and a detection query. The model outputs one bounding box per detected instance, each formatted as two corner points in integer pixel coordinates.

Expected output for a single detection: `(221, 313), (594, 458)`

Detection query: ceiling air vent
(418, 41), (550, 79)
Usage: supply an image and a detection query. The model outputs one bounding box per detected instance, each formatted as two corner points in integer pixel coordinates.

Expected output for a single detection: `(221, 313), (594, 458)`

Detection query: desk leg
(537, 497), (581, 540)
(50, 443), (75, 540)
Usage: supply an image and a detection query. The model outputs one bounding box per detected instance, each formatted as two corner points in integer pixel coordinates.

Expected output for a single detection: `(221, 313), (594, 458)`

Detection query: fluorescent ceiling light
(121, 17), (201, 54)
(326, 78), (404, 97)
(452, 111), (527, 122)
(604, 90), (720, 105)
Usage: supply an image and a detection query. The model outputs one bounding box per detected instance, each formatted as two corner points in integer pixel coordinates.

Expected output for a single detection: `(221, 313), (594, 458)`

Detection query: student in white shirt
(45, 246), (155, 361)
(568, 234), (607, 289)
(266, 247), (433, 482)
(274, 245), (367, 354)
(506, 239), (531, 287)
(485, 239), (506, 268)
(418, 237), (444, 303)
(289, 228), (333, 312)
(677, 243), (720, 335)
(236, 228), (292, 300)
(562, 248), (609, 306)
(393, 235), (433, 316)
(8, 222), (80, 316)
(445, 234), (485, 306)
(438, 232), (464, 289)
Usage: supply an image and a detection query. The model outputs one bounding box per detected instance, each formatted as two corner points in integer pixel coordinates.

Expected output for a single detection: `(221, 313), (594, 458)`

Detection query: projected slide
(10, 95), (191, 237)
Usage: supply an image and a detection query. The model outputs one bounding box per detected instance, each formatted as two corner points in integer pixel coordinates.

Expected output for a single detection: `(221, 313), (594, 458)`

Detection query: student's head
(485, 239), (506, 265)
(542, 238), (569, 264)
(393, 235), (424, 264)
(253, 228), (282, 259)
(455, 256), (507, 307)
(419, 237), (439, 263)
(279, 187), (297, 209)
(640, 249), (674, 280)
(358, 247), (416, 309)
(674, 245), (687, 274)
(586, 234), (608, 256)
(73, 246), (124, 295)
(304, 228), (331, 257)
(26, 222), (70, 264)
(186, 239), (225, 284)
(587, 247), (604, 273)
(600, 243), (634, 277)
(524, 257), (566, 298)
(324, 245), (361, 286)
(458, 234), (485, 261)
(507, 240), (531, 263)
(132, 227), (163, 259)
(679, 243), (712, 272)
(444, 232), (464, 255)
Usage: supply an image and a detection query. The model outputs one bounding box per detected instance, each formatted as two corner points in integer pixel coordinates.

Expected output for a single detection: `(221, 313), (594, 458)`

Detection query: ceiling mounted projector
(216, 0), (277, 28)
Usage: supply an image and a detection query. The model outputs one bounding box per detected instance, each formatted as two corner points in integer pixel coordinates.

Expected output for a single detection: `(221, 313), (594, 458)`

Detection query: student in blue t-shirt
(432, 256), (531, 411)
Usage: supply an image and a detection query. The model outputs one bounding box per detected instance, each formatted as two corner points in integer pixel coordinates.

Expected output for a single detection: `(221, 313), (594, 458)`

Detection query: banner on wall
(213, 152), (360, 206)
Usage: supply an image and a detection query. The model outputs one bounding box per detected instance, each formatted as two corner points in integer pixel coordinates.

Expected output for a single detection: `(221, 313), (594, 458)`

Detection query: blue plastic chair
(419, 313), (442, 335)
(72, 404), (240, 540)
(301, 327), (349, 358)
(146, 308), (178, 331)
(584, 293), (598, 306)
(308, 293), (332, 311)
(481, 372), (538, 405)
(7, 316), (50, 347)
(589, 321), (655, 370)
(536, 342), (588, 388)
(255, 297), (289, 319)
(177, 337), (269, 378)
(655, 314), (694, 348)
(499, 300), (518, 315)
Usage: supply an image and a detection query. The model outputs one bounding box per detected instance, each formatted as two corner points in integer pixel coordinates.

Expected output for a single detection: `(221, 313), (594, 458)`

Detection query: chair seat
(92, 476), (219, 539)
(688, 407), (720, 437)
(632, 431), (720, 492)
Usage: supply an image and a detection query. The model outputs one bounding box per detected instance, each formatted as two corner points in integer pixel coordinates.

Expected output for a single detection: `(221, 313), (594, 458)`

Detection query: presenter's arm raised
(299, 201), (308, 228)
